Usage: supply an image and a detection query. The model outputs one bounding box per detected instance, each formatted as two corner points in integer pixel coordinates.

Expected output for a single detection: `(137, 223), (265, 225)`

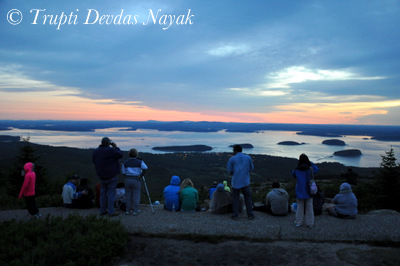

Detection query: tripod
(142, 176), (155, 214)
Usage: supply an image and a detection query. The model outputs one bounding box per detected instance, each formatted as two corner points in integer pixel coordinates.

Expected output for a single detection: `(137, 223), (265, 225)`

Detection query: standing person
(227, 144), (255, 220)
(179, 178), (199, 212)
(18, 162), (41, 219)
(92, 137), (123, 217)
(121, 148), (148, 215)
(163, 175), (181, 211)
(292, 154), (319, 228)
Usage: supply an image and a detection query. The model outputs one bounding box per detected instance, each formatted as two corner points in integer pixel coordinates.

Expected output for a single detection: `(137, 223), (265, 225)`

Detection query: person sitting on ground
(327, 182), (357, 219)
(210, 183), (233, 214)
(163, 175), (181, 211)
(179, 178), (199, 212)
(115, 182), (126, 211)
(62, 174), (88, 208)
(313, 184), (325, 215)
(75, 177), (95, 209)
(208, 181), (218, 199)
(223, 180), (231, 192)
(253, 182), (290, 216)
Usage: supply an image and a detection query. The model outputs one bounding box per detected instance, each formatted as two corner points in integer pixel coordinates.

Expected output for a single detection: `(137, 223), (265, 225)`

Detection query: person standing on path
(121, 148), (148, 215)
(292, 153), (319, 228)
(227, 144), (255, 220)
(18, 162), (41, 219)
(93, 137), (123, 217)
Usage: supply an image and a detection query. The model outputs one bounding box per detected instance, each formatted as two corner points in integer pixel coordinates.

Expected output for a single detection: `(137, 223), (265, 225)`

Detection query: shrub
(0, 214), (128, 266)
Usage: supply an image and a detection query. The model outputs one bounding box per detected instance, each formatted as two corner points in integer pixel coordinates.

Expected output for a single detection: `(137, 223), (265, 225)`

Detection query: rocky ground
(1, 206), (399, 265)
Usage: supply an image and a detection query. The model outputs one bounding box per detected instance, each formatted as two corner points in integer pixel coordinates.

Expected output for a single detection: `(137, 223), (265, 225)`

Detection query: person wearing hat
(62, 174), (88, 208)
(92, 137), (123, 217)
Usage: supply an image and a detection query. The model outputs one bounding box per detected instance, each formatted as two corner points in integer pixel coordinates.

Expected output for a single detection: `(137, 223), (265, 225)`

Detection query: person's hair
(297, 153), (311, 167)
(181, 178), (194, 189)
(233, 144), (242, 153)
(272, 182), (280, 188)
(80, 177), (88, 186)
(70, 174), (80, 180)
(129, 148), (138, 158)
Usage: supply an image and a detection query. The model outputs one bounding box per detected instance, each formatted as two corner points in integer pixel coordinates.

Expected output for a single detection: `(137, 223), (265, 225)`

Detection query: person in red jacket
(18, 162), (41, 219)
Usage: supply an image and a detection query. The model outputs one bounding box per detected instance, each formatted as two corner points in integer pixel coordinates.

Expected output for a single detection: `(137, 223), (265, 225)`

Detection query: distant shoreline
(1, 120), (400, 141)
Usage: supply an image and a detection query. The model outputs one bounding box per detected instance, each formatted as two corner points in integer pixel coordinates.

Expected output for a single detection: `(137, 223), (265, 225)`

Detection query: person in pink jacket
(18, 162), (41, 219)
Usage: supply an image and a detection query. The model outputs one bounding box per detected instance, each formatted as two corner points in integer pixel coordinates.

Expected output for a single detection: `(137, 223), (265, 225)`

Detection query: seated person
(253, 182), (289, 216)
(75, 177), (95, 209)
(208, 181), (218, 199)
(327, 182), (357, 219)
(210, 183), (233, 214)
(115, 183), (126, 211)
(163, 175), (181, 211)
(179, 178), (199, 212)
(313, 184), (325, 215)
(62, 175), (88, 208)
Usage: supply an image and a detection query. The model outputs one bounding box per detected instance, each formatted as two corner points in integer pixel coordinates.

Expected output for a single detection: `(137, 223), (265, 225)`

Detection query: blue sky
(0, 0), (399, 124)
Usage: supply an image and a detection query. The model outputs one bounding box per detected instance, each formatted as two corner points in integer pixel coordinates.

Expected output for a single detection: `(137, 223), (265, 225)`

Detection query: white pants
(295, 198), (314, 226)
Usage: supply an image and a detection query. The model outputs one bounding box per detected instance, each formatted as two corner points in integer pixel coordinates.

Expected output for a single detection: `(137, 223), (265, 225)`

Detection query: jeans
(125, 178), (141, 212)
(232, 186), (254, 218)
(100, 176), (117, 215)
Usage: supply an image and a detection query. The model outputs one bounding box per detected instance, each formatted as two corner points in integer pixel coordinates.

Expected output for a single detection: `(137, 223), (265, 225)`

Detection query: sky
(0, 0), (400, 125)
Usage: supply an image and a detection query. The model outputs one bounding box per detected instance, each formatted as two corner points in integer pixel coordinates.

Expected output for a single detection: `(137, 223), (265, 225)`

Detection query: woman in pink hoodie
(18, 162), (41, 218)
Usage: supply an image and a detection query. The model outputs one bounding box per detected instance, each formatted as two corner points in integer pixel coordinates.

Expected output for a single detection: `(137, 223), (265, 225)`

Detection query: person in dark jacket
(92, 137), (123, 217)
(163, 175), (181, 211)
(210, 183), (233, 214)
(313, 184), (325, 215)
(75, 177), (95, 209)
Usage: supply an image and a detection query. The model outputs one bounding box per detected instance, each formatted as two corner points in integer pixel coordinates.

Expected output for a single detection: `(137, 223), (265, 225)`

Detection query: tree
(375, 147), (400, 211)
(7, 137), (50, 197)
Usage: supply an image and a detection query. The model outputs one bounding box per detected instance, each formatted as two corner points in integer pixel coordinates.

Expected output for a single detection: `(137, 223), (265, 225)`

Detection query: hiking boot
(126, 211), (130, 215)
(132, 211), (140, 216)
(248, 215), (255, 220)
(231, 216), (239, 220)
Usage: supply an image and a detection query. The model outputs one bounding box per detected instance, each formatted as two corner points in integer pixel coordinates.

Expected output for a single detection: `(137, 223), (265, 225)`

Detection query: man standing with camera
(93, 137), (123, 217)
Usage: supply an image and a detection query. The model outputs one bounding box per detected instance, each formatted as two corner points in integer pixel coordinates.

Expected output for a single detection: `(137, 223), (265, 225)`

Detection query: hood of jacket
(339, 182), (352, 194)
(272, 188), (286, 195)
(216, 183), (225, 192)
(24, 162), (34, 173)
(170, 175), (181, 186)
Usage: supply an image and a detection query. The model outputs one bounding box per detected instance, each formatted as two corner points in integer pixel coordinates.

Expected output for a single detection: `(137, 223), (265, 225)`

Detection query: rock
(333, 149), (362, 157)
(367, 209), (400, 215)
(322, 139), (346, 146)
(277, 141), (305, 146)
(152, 145), (212, 152)
(229, 143), (254, 149)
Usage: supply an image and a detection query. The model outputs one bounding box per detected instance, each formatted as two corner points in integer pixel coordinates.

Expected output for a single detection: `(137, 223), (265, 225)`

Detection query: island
(152, 145), (213, 152)
(0, 135), (20, 142)
(277, 141), (305, 146)
(333, 149), (362, 157)
(229, 143), (254, 149)
(322, 139), (346, 146)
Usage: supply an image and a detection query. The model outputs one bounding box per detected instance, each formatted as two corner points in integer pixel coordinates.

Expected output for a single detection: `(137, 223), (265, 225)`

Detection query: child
(18, 162), (41, 219)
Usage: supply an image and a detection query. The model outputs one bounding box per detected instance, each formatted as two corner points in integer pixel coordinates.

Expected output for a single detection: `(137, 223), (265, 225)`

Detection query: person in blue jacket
(292, 153), (319, 228)
(163, 175), (181, 211)
(327, 182), (358, 219)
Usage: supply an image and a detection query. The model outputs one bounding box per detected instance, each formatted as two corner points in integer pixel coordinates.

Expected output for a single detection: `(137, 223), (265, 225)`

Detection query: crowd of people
(18, 138), (358, 226)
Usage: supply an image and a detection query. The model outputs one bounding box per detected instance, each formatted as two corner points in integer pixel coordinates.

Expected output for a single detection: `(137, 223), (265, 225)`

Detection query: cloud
(206, 44), (251, 57)
(264, 66), (386, 89)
